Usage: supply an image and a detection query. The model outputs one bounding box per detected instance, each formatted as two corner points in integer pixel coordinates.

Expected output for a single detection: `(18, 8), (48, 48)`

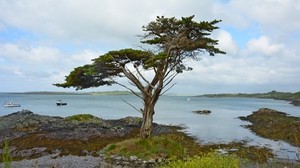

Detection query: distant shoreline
(198, 90), (300, 106)
(2, 90), (300, 106)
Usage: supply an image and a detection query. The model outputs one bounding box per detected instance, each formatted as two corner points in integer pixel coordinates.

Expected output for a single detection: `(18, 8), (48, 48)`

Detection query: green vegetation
(160, 153), (240, 168)
(103, 134), (185, 160)
(65, 114), (103, 124)
(2, 138), (12, 168)
(200, 90), (300, 100)
(240, 108), (300, 147)
(103, 132), (273, 165)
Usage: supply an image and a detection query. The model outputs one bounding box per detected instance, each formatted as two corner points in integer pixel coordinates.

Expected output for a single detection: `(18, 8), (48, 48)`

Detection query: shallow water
(1, 93), (299, 160)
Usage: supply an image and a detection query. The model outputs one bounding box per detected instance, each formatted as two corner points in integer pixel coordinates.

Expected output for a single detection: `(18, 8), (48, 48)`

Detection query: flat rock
(193, 110), (211, 115)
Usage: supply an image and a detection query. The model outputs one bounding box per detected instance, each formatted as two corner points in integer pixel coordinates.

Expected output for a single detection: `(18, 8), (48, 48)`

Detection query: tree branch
(110, 78), (143, 100)
(125, 55), (151, 86)
(121, 97), (142, 114)
(120, 65), (145, 93)
(163, 72), (178, 88)
(160, 83), (176, 95)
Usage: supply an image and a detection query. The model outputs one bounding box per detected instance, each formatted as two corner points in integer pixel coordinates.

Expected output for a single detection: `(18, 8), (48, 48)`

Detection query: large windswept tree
(55, 15), (225, 138)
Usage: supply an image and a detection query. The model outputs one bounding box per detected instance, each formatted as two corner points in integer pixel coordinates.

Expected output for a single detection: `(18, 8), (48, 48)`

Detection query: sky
(0, 0), (300, 95)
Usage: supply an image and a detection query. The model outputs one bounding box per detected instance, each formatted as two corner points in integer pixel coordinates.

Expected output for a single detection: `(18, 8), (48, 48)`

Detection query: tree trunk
(140, 99), (155, 139)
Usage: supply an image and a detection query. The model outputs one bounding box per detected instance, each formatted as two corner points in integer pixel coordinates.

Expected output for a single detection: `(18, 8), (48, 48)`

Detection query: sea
(1, 92), (299, 160)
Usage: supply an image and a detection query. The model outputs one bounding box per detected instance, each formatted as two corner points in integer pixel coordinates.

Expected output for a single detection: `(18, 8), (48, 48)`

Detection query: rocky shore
(290, 100), (300, 106)
(0, 110), (174, 167)
(239, 108), (300, 147)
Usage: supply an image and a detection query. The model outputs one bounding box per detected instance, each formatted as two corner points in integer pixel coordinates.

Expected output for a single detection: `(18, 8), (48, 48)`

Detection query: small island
(193, 110), (211, 115)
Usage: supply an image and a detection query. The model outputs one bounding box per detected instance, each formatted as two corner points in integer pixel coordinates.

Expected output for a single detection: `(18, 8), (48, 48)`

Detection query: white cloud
(0, 43), (61, 64)
(244, 0), (300, 32)
(0, 0), (218, 46)
(70, 49), (99, 65)
(0, 42), (101, 84)
(0, 0), (299, 93)
(216, 0), (300, 36)
(214, 30), (238, 55)
(246, 36), (284, 56)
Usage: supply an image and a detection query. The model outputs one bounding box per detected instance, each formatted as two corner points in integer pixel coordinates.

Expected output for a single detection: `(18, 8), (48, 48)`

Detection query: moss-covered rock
(64, 114), (109, 127)
(239, 108), (300, 147)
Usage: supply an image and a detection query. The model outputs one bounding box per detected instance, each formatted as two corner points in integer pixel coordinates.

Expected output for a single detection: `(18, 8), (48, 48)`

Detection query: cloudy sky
(0, 0), (299, 95)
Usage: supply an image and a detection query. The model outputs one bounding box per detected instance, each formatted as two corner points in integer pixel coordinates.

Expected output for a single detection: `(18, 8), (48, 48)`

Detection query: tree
(54, 15), (225, 138)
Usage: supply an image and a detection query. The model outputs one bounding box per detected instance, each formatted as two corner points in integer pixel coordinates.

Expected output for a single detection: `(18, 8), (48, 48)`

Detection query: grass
(102, 132), (273, 165)
(103, 134), (186, 160)
(160, 153), (240, 168)
(64, 114), (100, 123)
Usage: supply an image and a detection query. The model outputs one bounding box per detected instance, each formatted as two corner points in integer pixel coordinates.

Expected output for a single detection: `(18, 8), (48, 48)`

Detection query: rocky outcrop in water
(193, 110), (211, 115)
(290, 100), (300, 106)
(239, 108), (300, 147)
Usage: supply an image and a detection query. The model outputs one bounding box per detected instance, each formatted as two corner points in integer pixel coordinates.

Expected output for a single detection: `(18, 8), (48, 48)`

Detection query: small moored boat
(56, 100), (67, 106)
(4, 102), (21, 107)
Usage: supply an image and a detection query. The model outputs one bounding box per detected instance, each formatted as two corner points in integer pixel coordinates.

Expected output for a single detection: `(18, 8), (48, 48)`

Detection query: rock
(239, 108), (300, 147)
(13, 147), (47, 158)
(130, 155), (138, 161)
(290, 100), (300, 106)
(238, 116), (248, 121)
(105, 155), (160, 168)
(193, 110), (211, 115)
(148, 159), (155, 163)
(253, 108), (287, 116)
(0, 110), (176, 164)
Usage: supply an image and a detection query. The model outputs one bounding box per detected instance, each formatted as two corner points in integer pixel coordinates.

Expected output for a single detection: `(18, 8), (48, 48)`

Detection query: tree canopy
(55, 15), (225, 138)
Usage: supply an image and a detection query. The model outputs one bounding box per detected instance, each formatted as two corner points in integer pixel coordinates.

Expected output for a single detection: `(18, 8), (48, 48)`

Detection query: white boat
(56, 100), (67, 106)
(4, 102), (21, 107)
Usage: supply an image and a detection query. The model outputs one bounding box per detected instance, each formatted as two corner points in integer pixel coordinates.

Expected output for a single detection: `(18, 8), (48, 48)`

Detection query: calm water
(1, 93), (299, 160)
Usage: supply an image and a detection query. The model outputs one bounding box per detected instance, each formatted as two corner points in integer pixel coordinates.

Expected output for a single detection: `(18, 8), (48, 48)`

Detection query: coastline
(1, 109), (299, 167)
(198, 91), (300, 106)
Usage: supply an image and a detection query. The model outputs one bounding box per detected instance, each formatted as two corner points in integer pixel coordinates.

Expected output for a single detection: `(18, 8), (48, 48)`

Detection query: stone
(193, 110), (211, 115)
(129, 155), (138, 161)
(290, 100), (300, 106)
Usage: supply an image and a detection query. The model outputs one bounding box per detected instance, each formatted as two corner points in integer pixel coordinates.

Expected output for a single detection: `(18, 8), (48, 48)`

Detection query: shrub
(2, 138), (12, 168)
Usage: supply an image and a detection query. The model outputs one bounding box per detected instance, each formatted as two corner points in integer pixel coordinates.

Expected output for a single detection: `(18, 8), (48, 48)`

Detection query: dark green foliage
(141, 15), (225, 56)
(54, 49), (153, 90)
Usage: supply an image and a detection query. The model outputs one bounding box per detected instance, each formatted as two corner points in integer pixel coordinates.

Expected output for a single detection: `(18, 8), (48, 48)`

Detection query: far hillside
(199, 90), (300, 101)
